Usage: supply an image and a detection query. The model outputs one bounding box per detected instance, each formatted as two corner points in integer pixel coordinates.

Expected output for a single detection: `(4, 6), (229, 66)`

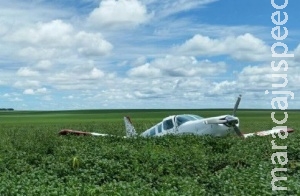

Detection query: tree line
(0, 108), (14, 111)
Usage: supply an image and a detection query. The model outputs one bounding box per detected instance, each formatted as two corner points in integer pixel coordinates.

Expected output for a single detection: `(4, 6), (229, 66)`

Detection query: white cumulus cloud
(75, 31), (113, 56)
(23, 87), (48, 95)
(17, 67), (40, 77)
(128, 55), (226, 78)
(5, 20), (113, 61)
(6, 20), (74, 47)
(88, 0), (150, 29)
(23, 89), (35, 95)
(35, 60), (53, 70)
(177, 33), (269, 62)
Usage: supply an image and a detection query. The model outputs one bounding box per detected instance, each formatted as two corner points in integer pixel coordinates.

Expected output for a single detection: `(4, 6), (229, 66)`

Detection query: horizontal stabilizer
(124, 116), (137, 137)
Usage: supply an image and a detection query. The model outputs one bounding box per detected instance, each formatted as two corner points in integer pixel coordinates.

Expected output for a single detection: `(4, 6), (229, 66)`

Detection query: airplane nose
(224, 115), (239, 127)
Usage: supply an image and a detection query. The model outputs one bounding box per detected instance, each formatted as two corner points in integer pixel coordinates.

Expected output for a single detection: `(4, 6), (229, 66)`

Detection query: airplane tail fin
(124, 116), (137, 138)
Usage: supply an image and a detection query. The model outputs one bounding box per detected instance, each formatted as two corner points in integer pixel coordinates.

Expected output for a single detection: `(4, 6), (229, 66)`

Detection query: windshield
(175, 114), (203, 126)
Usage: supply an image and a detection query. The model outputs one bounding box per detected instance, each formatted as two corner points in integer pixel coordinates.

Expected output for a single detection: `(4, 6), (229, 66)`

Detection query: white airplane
(59, 95), (294, 138)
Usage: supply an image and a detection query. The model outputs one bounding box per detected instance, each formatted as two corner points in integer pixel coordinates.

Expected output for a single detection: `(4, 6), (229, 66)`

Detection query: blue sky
(0, 0), (299, 110)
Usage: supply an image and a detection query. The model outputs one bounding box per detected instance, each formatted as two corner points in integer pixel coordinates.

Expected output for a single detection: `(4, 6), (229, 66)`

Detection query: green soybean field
(0, 109), (299, 195)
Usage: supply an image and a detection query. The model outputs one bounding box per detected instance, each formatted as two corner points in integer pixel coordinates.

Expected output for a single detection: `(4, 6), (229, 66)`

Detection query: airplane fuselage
(140, 114), (238, 137)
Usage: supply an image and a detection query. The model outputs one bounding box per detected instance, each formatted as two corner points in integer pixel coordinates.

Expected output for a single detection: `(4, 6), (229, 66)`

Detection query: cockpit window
(149, 127), (156, 136)
(163, 119), (174, 130)
(157, 123), (162, 133)
(176, 115), (203, 126)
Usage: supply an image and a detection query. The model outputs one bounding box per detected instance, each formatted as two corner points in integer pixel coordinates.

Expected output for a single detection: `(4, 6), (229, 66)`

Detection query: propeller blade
(233, 94), (242, 116)
(233, 124), (244, 137)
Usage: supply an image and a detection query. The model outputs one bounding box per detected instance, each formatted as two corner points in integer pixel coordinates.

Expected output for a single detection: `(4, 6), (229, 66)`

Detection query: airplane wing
(59, 129), (92, 136)
(59, 117), (135, 137)
(243, 127), (294, 138)
(59, 129), (109, 136)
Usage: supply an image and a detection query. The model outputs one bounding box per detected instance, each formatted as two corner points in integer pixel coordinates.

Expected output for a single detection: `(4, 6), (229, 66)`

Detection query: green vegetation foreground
(0, 109), (299, 195)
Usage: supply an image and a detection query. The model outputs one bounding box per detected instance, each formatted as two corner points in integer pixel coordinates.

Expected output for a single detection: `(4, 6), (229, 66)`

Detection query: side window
(157, 124), (162, 133)
(149, 128), (156, 136)
(163, 119), (174, 130)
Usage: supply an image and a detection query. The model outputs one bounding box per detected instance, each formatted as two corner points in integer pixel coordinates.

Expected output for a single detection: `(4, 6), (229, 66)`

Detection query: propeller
(233, 125), (243, 137)
(233, 94), (242, 116)
(204, 95), (243, 137)
(232, 94), (243, 137)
